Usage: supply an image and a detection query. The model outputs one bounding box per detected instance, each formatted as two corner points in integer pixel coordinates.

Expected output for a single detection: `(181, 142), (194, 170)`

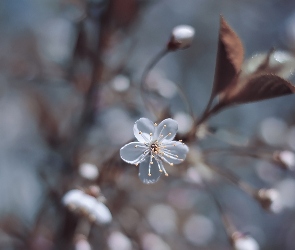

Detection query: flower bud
(273, 150), (295, 170)
(167, 25), (195, 50)
(232, 232), (259, 250)
(79, 163), (99, 180)
(256, 188), (282, 213)
(75, 235), (91, 250)
(62, 189), (85, 210)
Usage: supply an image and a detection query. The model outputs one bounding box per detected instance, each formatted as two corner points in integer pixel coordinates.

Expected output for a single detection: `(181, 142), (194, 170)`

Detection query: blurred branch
(140, 48), (169, 120)
(204, 162), (257, 197)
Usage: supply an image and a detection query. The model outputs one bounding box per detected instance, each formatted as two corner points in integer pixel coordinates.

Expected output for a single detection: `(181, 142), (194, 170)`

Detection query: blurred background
(1, 0), (295, 249)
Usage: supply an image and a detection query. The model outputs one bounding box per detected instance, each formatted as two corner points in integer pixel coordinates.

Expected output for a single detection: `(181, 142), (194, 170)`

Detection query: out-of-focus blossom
(256, 188), (282, 213)
(259, 117), (287, 146)
(173, 112), (193, 135)
(79, 163), (99, 180)
(62, 189), (112, 224)
(167, 188), (194, 210)
(168, 25), (195, 50)
(185, 167), (203, 185)
(91, 201), (112, 224)
(62, 189), (85, 209)
(241, 50), (295, 79)
(75, 235), (91, 250)
(141, 233), (171, 250)
(147, 204), (177, 234)
(187, 146), (214, 182)
(120, 118), (189, 184)
(107, 231), (132, 250)
(274, 150), (295, 170)
(183, 215), (215, 246)
(232, 232), (260, 250)
(195, 124), (208, 140)
(111, 75), (130, 92)
(146, 71), (177, 99)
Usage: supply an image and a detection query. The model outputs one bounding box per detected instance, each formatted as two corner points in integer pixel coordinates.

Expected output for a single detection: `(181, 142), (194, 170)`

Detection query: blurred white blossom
(75, 236), (91, 250)
(173, 112), (193, 135)
(146, 71), (177, 99)
(241, 50), (295, 79)
(256, 188), (282, 213)
(141, 233), (171, 250)
(232, 233), (260, 250)
(259, 117), (287, 146)
(276, 150), (295, 170)
(62, 189), (112, 224)
(79, 163), (99, 180)
(108, 231), (132, 250)
(147, 204), (177, 234)
(183, 215), (214, 246)
(111, 75), (130, 92)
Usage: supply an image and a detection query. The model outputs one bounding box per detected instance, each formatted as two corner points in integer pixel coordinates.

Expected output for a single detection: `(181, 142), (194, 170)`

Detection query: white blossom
(120, 118), (189, 184)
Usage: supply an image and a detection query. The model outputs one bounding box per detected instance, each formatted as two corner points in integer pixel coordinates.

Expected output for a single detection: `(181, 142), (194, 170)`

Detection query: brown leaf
(219, 74), (295, 105)
(212, 16), (244, 96)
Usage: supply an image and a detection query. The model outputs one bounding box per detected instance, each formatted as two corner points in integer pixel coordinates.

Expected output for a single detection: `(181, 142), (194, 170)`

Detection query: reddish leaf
(219, 74), (295, 105)
(212, 16), (244, 96)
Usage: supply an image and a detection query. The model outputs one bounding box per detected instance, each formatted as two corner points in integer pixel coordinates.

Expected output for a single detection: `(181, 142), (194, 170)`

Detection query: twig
(204, 163), (257, 197)
(140, 48), (169, 119)
(201, 180), (235, 247)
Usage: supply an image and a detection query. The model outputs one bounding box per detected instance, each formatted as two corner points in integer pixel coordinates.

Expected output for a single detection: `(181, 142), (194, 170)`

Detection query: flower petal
(133, 118), (155, 143)
(120, 142), (148, 164)
(139, 157), (162, 184)
(91, 201), (112, 224)
(161, 141), (189, 165)
(154, 118), (178, 142)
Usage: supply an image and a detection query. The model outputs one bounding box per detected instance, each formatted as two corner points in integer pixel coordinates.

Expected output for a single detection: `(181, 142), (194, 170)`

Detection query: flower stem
(202, 180), (236, 244)
(140, 48), (170, 119)
(205, 163), (257, 197)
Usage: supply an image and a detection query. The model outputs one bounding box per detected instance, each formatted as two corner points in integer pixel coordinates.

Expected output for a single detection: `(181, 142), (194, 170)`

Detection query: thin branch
(204, 163), (257, 197)
(201, 180), (235, 247)
(174, 82), (195, 120)
(140, 48), (169, 119)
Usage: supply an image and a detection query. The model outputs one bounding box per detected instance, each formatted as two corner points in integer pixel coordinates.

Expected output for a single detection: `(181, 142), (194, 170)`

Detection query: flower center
(150, 142), (160, 154)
